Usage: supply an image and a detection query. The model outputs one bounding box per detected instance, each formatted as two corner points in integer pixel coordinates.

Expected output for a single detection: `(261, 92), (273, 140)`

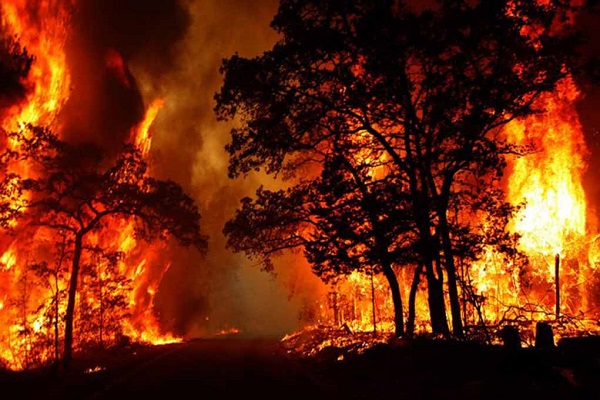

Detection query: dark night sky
(575, 6), (600, 214)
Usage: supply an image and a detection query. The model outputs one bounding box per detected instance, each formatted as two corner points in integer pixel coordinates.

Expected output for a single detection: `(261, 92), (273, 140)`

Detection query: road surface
(6, 336), (600, 399)
(92, 338), (337, 399)
(28, 338), (345, 399)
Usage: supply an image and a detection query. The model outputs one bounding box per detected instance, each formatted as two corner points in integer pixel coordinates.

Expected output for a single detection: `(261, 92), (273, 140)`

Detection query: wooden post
(535, 321), (555, 349)
(332, 291), (339, 326)
(555, 253), (560, 320)
(328, 290), (339, 326)
(371, 272), (377, 336)
(501, 325), (521, 349)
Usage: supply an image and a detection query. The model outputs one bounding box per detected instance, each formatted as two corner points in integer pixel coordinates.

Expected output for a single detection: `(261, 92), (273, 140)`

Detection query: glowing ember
(84, 365), (106, 374)
(216, 327), (241, 336)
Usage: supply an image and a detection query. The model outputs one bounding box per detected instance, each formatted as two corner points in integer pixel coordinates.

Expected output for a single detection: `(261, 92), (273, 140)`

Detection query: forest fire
(0, 0), (598, 383)
(467, 76), (599, 340)
(0, 1), (185, 370)
(311, 75), (600, 346)
(295, 3), (600, 348)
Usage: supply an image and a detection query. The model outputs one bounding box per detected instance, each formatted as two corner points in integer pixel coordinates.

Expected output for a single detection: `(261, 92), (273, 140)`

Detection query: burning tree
(217, 0), (589, 338)
(78, 248), (131, 351)
(0, 1), (212, 371)
(0, 126), (207, 369)
(224, 158), (415, 337)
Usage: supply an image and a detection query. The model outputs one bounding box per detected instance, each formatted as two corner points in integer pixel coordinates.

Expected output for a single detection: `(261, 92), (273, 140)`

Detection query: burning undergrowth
(1, 0), (600, 376)
(0, 0), (208, 371)
(281, 325), (390, 361)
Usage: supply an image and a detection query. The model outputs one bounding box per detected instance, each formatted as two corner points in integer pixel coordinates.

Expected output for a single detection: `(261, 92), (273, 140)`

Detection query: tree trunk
(444, 260), (463, 337)
(99, 285), (104, 349)
(54, 235), (67, 368)
(381, 261), (404, 337)
(438, 213), (464, 337)
(370, 272), (377, 336)
(406, 264), (422, 337)
(54, 275), (59, 366)
(63, 233), (83, 370)
(424, 257), (449, 335)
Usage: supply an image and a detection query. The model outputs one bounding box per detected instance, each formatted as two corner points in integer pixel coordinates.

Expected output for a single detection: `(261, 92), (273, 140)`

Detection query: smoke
(59, 0), (325, 338)
(58, 0), (599, 339)
(576, 6), (600, 214)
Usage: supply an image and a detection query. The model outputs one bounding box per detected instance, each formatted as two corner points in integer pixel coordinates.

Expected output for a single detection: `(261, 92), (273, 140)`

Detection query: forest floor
(2, 327), (600, 399)
(281, 325), (600, 399)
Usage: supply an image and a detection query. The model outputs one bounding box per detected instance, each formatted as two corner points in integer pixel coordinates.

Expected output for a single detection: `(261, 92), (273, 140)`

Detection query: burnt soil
(2, 336), (600, 399)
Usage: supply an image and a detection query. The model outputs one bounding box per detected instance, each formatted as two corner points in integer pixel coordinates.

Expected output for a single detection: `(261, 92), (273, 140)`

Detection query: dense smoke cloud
(60, 0), (324, 337)
(576, 7), (600, 214)
(60, 0), (191, 154)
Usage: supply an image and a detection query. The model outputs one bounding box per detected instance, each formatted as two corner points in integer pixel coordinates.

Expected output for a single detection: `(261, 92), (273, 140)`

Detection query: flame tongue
(133, 98), (164, 156)
(1, 0), (71, 131)
(507, 76), (588, 260)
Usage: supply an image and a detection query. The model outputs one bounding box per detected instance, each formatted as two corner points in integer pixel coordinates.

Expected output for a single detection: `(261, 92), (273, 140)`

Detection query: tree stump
(535, 321), (555, 349)
(501, 325), (521, 349)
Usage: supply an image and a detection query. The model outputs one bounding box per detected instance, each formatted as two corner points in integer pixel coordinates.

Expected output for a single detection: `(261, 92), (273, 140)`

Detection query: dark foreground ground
(2, 335), (600, 399)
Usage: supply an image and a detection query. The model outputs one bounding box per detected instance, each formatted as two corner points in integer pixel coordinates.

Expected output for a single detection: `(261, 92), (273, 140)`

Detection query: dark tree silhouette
(224, 155), (416, 336)
(0, 25), (32, 111)
(0, 126), (207, 369)
(217, 0), (587, 337)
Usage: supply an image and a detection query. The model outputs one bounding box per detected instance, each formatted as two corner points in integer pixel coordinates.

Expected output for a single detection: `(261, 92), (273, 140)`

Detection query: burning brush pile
(281, 324), (389, 361)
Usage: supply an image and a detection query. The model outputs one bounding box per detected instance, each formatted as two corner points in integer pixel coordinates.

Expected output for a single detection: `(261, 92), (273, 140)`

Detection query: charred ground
(2, 332), (600, 399)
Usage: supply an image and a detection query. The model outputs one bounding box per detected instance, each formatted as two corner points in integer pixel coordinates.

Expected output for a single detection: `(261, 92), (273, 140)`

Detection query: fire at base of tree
(285, 272), (600, 361)
(217, 0), (600, 352)
(0, 1), (206, 371)
(2, 0), (600, 387)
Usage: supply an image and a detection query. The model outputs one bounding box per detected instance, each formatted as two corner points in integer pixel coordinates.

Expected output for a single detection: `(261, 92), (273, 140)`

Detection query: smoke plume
(59, 0), (325, 338)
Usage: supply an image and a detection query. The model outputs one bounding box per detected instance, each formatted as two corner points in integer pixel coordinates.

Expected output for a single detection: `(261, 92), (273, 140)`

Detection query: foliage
(217, 0), (588, 336)
(0, 125), (207, 368)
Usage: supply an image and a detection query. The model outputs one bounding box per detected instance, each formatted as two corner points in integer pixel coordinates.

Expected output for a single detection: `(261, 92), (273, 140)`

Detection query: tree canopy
(217, 0), (588, 337)
(0, 125), (207, 368)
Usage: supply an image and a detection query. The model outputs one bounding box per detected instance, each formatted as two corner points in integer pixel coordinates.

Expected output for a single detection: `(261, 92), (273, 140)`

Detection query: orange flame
(507, 77), (588, 259)
(0, 0), (71, 131)
(132, 98), (164, 156)
(0, 3), (179, 370)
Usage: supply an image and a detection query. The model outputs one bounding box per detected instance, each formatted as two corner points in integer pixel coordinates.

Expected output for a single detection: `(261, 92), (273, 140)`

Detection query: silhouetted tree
(217, 0), (587, 337)
(0, 126), (207, 369)
(225, 161), (415, 336)
(0, 25), (32, 111)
